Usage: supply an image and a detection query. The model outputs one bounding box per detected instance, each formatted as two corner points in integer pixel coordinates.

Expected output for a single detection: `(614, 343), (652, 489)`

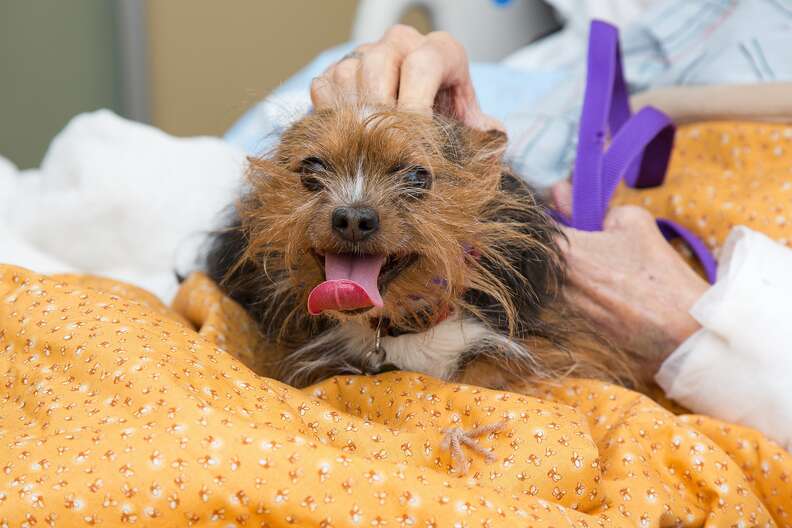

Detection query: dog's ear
(440, 121), (508, 165)
(468, 128), (507, 162)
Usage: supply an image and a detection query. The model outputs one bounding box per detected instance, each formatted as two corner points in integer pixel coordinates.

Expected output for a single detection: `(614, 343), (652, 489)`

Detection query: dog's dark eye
(299, 156), (327, 192)
(400, 165), (432, 197)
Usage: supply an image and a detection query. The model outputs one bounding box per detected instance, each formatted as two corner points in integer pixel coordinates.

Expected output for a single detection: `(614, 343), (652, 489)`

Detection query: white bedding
(0, 110), (247, 302)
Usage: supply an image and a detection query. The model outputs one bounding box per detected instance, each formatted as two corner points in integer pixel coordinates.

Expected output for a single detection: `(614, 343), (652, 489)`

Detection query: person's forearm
(632, 83), (792, 125)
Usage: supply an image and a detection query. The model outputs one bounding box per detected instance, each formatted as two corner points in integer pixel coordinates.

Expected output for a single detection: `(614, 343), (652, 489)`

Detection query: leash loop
(564, 20), (717, 283)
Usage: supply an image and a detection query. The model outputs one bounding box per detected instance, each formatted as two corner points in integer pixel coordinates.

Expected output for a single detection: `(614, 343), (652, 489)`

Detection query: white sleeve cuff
(656, 226), (792, 450)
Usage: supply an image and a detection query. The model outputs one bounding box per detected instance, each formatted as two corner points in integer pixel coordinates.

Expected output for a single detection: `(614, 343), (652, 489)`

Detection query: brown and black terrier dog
(206, 104), (642, 392)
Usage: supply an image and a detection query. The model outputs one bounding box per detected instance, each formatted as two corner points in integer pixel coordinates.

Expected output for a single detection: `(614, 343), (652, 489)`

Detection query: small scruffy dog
(207, 104), (640, 392)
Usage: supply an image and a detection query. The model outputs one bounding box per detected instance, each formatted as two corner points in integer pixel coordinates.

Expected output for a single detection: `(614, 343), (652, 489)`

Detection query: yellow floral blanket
(1, 264), (790, 527)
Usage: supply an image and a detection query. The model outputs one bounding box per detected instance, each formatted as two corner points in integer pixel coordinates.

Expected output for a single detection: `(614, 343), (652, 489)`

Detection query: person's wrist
(667, 312), (701, 349)
(660, 279), (709, 361)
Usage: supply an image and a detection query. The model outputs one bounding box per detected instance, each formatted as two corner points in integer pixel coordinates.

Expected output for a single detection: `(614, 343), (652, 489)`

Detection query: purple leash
(561, 20), (717, 283)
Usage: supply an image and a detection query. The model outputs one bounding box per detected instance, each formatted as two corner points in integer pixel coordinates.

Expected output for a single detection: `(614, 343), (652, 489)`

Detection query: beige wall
(0, 1), (433, 166)
(146, 1), (359, 137)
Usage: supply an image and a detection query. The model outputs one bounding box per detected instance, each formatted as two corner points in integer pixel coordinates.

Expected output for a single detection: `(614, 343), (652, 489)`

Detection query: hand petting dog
(310, 24), (504, 132)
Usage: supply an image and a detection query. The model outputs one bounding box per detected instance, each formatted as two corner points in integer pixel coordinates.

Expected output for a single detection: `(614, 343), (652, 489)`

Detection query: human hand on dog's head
(311, 24), (504, 133)
(552, 180), (710, 377)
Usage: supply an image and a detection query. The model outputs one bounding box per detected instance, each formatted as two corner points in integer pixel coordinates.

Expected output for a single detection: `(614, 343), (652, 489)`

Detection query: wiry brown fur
(207, 103), (646, 392)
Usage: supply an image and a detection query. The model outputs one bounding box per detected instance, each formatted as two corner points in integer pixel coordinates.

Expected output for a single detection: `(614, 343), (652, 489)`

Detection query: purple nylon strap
(565, 20), (717, 283)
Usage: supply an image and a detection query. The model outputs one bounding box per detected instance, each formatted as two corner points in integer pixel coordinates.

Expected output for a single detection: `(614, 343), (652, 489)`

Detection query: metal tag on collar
(363, 318), (388, 374)
(374, 317), (383, 355)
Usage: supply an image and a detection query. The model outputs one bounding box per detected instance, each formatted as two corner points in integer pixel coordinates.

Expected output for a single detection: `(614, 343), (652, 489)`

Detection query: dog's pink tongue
(307, 254), (385, 315)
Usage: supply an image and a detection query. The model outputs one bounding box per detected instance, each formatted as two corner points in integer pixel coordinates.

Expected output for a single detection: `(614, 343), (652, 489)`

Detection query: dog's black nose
(331, 206), (380, 242)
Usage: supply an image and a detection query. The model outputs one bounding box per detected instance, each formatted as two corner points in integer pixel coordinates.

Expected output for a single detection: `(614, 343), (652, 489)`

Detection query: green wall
(0, 2), (120, 169)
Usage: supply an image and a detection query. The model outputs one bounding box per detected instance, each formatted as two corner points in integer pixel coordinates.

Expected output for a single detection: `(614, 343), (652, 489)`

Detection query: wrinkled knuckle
(623, 205), (654, 223)
(310, 75), (328, 98)
(385, 23), (421, 43)
(609, 205), (654, 228)
(428, 30), (454, 42)
(311, 73), (328, 87)
(402, 48), (439, 75)
(332, 60), (358, 81)
(362, 45), (393, 67)
(428, 30), (465, 55)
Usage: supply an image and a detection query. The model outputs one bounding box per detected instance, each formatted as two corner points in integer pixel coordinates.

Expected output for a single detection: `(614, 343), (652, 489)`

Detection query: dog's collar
(361, 245), (477, 374)
(368, 304), (453, 337)
(362, 304), (454, 375)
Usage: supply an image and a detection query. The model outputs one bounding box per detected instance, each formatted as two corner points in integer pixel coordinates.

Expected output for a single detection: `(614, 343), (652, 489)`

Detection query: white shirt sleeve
(656, 226), (792, 450)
